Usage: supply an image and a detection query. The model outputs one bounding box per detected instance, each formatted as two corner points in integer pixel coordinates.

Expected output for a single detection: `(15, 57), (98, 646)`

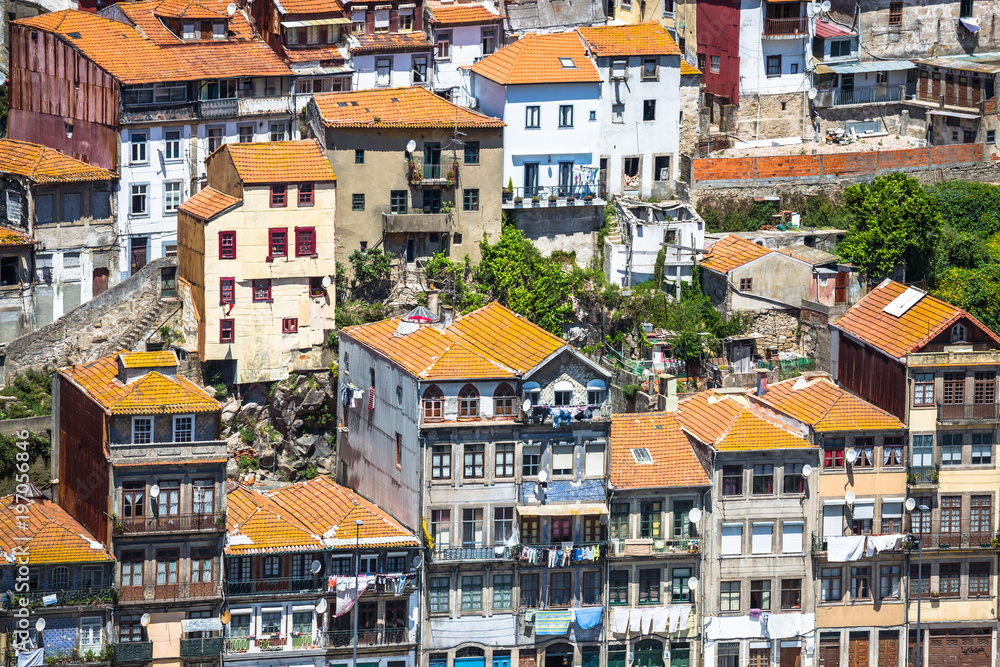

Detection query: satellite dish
(150, 484), (160, 498)
(315, 598), (328, 614)
(821, 1), (831, 11)
(227, 2), (236, 14)
(905, 497), (917, 512)
(412, 555), (423, 569)
(808, 87), (818, 100)
(845, 491), (856, 504)
(845, 447), (858, 464)
(688, 507), (702, 524)
(322, 276), (332, 289)
(537, 469), (548, 484)
(311, 560), (322, 574)
(221, 611), (231, 625)
(406, 140), (417, 153)
(687, 577), (699, 591)
(522, 399), (532, 413)
(801, 464), (813, 478)
(140, 614), (150, 628)
(35, 618), (45, 632)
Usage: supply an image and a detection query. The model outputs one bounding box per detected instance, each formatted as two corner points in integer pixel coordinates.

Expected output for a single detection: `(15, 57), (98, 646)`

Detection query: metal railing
(432, 545), (508, 561)
(502, 185), (603, 203)
(937, 403), (1000, 421)
(112, 643), (152, 663)
(3, 587), (116, 609)
(762, 17), (808, 36)
(115, 513), (224, 535)
(225, 577), (324, 597)
(829, 85), (905, 106)
(118, 581), (221, 604)
(325, 628), (410, 647)
(225, 629), (411, 654)
(908, 466), (939, 485)
(909, 532), (998, 549)
(179, 638), (223, 658)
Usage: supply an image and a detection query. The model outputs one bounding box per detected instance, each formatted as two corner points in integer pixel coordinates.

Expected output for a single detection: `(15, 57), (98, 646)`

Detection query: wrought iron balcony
(908, 466), (939, 485)
(431, 545), (508, 562)
(179, 637), (223, 658)
(225, 576), (324, 597)
(112, 642), (152, 663)
(118, 581), (221, 604)
(224, 628), (411, 655)
(762, 16), (809, 37)
(3, 587), (116, 610)
(326, 628), (411, 647)
(114, 512), (225, 535)
(908, 531), (998, 550)
(502, 186), (605, 208)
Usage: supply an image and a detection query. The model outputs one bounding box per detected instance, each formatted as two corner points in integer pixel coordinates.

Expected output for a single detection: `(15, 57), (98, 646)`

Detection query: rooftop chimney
(426, 289), (440, 318)
(757, 369), (769, 396)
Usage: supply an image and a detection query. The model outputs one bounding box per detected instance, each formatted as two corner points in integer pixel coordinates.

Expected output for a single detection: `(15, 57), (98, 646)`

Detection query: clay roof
(314, 86), (505, 129)
(681, 60), (701, 76)
(59, 352), (220, 415)
(577, 22), (681, 57)
(118, 0), (257, 44)
(119, 351), (178, 368)
(471, 31), (601, 85)
(283, 44), (348, 63)
(0, 140), (116, 184)
(815, 19), (854, 38)
(675, 391), (811, 452)
(0, 227), (33, 245)
(0, 495), (114, 564)
(427, 1), (503, 25)
(350, 32), (432, 53)
(751, 375), (905, 432)
(18, 10), (290, 84)
(274, 0), (343, 14)
(153, 0), (226, 20)
(341, 301), (568, 379)
(700, 234), (773, 273)
(221, 140), (336, 184)
(777, 244), (838, 266)
(834, 279), (1000, 360)
(610, 412), (710, 489)
(179, 186), (243, 221)
(226, 476), (419, 554)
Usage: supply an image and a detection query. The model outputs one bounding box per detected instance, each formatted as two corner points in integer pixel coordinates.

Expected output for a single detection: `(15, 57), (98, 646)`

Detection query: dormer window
(182, 22), (195, 39)
(286, 26), (301, 45)
(559, 57), (577, 69)
(133, 417), (152, 444)
(951, 322), (968, 342)
(213, 21), (226, 39)
(553, 380), (573, 406)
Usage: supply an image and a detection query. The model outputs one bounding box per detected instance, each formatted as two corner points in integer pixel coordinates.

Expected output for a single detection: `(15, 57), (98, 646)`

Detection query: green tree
(347, 248), (392, 299)
(838, 172), (942, 282)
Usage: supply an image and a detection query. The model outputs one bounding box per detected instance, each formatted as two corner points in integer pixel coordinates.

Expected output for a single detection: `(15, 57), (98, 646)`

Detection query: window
(721, 524), (743, 555)
(881, 500), (902, 534)
(520, 573), (539, 607)
(824, 438), (845, 468)
(282, 318), (298, 334)
(970, 562), (990, 596)
(972, 432), (993, 464)
(493, 384), (515, 417)
(390, 190), (408, 214)
(642, 57), (658, 80)
(423, 385), (443, 421)
(909, 564), (929, 597)
(722, 465), (742, 495)
(522, 446), (541, 476)
(738, 277), (753, 292)
(784, 463), (805, 493)
(558, 105), (574, 128)
(162, 181), (182, 214)
(435, 31), (451, 59)
(850, 501), (873, 535)
(464, 141), (480, 164)
(238, 125), (254, 143)
(430, 576), (450, 612)
(494, 442), (514, 477)
(464, 443), (484, 478)
(853, 437), (874, 468)
(550, 571), (571, 606)
(50, 565), (69, 589)
(671, 567), (691, 602)
(989, 130), (997, 144)
(974, 371), (995, 404)
(751, 522), (773, 554)
(941, 433), (963, 465)
(583, 570), (602, 605)
(912, 434), (933, 470)
(131, 132), (148, 163)
(352, 193), (365, 211)
(525, 106), (541, 128)
(164, 130), (181, 160)
(192, 547), (213, 583)
(494, 507), (514, 543)
(431, 509), (451, 547)
(130, 184), (148, 216)
(82, 565), (105, 588)
(610, 503), (629, 540)
(219, 231), (236, 259)
(879, 565), (900, 599)
(720, 581), (740, 612)
(463, 189), (479, 211)
(412, 56), (428, 83)
(551, 516), (571, 542)
(830, 39), (851, 58)
(521, 516), (540, 544)
(780, 579), (801, 609)
(782, 522), (803, 553)
(612, 103), (625, 123)
(79, 617), (103, 648)
(718, 644), (739, 667)
(293, 184), (314, 209)
(766, 55), (781, 77)
(207, 127), (224, 153)
(639, 569), (660, 604)
(493, 573), (513, 608)
(673, 500), (692, 538)
(652, 156), (671, 183)
(752, 464), (774, 494)
(583, 514), (603, 541)
(750, 580), (771, 610)
(914, 373), (934, 404)
(883, 437), (904, 468)
(960, 0), (973, 18)
(462, 508), (484, 547)
(269, 122), (288, 142)
(549, 444), (572, 475)
(429, 445), (451, 480)
(710, 55), (720, 73)
(971, 496), (991, 538)
(643, 100), (656, 121)
(888, 1), (902, 23)
(610, 570), (628, 605)
(192, 480), (213, 515)
(119, 614), (144, 643)
(252, 279), (272, 302)
(293, 227), (316, 257)
(611, 59), (627, 79)
(481, 27), (497, 54)
(129, 416), (153, 444)
(459, 385), (480, 419)
(939, 563), (960, 597)
(220, 319), (235, 343)
(850, 566), (871, 600)
(173, 415), (193, 442)
(269, 228), (287, 257)
(156, 549), (179, 585)
(121, 551), (143, 588)
(640, 501), (661, 538)
(943, 372), (965, 404)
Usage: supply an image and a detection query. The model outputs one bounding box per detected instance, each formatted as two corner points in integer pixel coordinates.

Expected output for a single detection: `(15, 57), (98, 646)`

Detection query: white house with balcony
(425, 0), (504, 106)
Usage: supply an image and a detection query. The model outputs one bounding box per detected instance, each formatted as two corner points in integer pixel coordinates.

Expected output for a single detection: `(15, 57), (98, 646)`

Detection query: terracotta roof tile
(222, 140), (336, 184)
(226, 476), (419, 554)
(0, 495), (114, 564)
(314, 86), (504, 129)
(179, 186), (242, 221)
(834, 279), (1000, 360)
(681, 60), (701, 76)
(675, 391), (812, 451)
(350, 32), (432, 53)
(578, 22), (681, 57)
(815, 19), (854, 38)
(700, 234), (772, 273)
(448, 302), (567, 373)
(610, 412), (710, 489)
(471, 31), (601, 85)
(59, 352), (220, 415)
(153, 0), (226, 19)
(282, 44), (348, 63)
(18, 10), (290, 84)
(427, 1), (503, 25)
(274, 0), (343, 14)
(119, 0), (257, 44)
(0, 140), (116, 184)
(751, 375), (905, 432)
(119, 351), (178, 368)
(0, 227), (33, 245)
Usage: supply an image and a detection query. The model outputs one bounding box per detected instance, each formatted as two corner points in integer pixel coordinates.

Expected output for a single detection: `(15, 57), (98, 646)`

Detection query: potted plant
(503, 178), (514, 202)
(444, 179), (454, 189)
(214, 508), (227, 528)
(445, 170), (455, 180)
(566, 195), (575, 204)
(930, 468), (940, 482)
(584, 194), (594, 202)
(548, 194), (558, 204)
(110, 513), (124, 535)
(514, 196), (523, 206)
(531, 195), (540, 206)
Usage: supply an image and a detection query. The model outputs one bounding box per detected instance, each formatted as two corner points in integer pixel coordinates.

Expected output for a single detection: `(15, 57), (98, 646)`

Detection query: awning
(960, 17), (981, 32)
(825, 60), (915, 74)
(182, 618), (223, 633)
(522, 381), (540, 392)
(517, 503), (608, 516)
(927, 109), (981, 119)
(587, 379), (607, 390)
(282, 17), (350, 27)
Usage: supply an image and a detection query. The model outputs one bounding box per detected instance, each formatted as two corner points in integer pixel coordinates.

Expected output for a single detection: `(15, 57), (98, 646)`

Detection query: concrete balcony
(199, 99), (239, 118)
(813, 85), (905, 108)
(238, 96), (293, 116)
(607, 537), (700, 557)
(501, 186), (605, 210)
(109, 439), (227, 463)
(383, 212), (454, 233)
(762, 16), (809, 37)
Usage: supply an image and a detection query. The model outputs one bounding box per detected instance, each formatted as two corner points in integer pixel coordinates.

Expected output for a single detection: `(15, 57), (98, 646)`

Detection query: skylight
(559, 57), (577, 69)
(882, 286), (925, 317)
(631, 448), (653, 464)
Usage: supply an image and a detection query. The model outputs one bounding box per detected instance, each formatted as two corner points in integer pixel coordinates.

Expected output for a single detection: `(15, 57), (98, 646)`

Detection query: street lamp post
(907, 500), (930, 667)
(353, 519), (364, 667)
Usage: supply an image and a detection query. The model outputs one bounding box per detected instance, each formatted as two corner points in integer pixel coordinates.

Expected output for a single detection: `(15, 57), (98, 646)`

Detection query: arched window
(952, 322), (968, 342)
(545, 644), (574, 667)
(459, 384), (480, 418)
(423, 385), (443, 421)
(51, 566), (70, 589)
(456, 647), (485, 658)
(493, 383), (515, 417)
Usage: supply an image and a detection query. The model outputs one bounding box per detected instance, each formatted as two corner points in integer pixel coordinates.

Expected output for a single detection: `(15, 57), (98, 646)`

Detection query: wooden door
(919, 71), (929, 100)
(130, 238), (147, 274)
(92, 267), (109, 297)
(932, 72), (942, 99)
(835, 271), (848, 304)
(849, 633), (870, 667)
(670, 645), (690, 667)
(520, 652), (537, 667)
(781, 647), (802, 667)
(821, 637), (841, 667)
(877, 631), (898, 667)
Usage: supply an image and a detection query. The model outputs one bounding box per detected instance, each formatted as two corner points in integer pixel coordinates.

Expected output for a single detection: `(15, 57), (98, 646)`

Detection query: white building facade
(426, 1), (504, 106)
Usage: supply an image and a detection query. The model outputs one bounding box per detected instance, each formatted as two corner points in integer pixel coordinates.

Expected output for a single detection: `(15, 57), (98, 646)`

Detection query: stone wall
(0, 257), (177, 383)
(814, 105), (926, 140)
(738, 92), (807, 141)
(747, 309), (801, 356)
(509, 205), (604, 265)
(0, 414), (51, 436)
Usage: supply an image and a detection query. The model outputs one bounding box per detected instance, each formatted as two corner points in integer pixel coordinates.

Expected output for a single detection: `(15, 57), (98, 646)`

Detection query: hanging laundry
(613, 608), (630, 634)
(334, 575), (372, 617)
(641, 608), (654, 635)
(667, 606), (681, 633)
(651, 607), (669, 633)
(629, 610), (642, 633)
(351, 389), (363, 407)
(574, 606), (603, 630)
(678, 605), (692, 630)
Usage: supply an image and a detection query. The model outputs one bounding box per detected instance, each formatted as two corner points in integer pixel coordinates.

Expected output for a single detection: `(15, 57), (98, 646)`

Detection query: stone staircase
(114, 298), (181, 351)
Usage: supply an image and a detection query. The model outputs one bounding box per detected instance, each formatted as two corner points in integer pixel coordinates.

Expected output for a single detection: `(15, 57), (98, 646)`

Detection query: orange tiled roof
(341, 302), (567, 379)
(427, 1), (503, 25)
(0, 495), (114, 564)
(59, 352), (220, 415)
(222, 141), (336, 184)
(751, 375), (905, 433)
(471, 31), (601, 85)
(350, 32), (432, 53)
(179, 186), (242, 221)
(578, 22), (681, 57)
(0, 227), (33, 245)
(314, 86), (505, 129)
(700, 234), (772, 274)
(226, 476), (419, 554)
(675, 391), (811, 451)
(18, 10), (290, 84)
(120, 0), (257, 44)
(681, 60), (701, 76)
(283, 44), (348, 63)
(274, 0), (343, 14)
(834, 279), (1000, 360)
(0, 140), (116, 184)
(610, 412), (710, 489)
(153, 0), (226, 19)
(119, 351), (178, 368)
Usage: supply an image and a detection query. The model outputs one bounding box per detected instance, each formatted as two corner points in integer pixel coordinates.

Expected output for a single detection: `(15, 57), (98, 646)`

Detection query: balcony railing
(118, 581), (221, 604)
(502, 186), (604, 207)
(909, 532), (998, 550)
(383, 212), (455, 233)
(817, 85), (905, 107)
(225, 577), (324, 597)
(2, 587), (116, 610)
(908, 466), (939, 485)
(115, 513), (224, 535)
(179, 638), (223, 658)
(937, 403), (1000, 422)
(432, 545), (508, 562)
(608, 538), (699, 557)
(238, 95), (292, 116)
(762, 16), (809, 36)
(199, 98), (239, 117)
(224, 629), (411, 655)
(112, 643), (152, 663)
(326, 628), (410, 647)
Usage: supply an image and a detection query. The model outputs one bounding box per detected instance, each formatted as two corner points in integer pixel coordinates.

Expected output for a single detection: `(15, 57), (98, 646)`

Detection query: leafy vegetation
(347, 248), (392, 300)
(0, 368), (53, 419)
(0, 431), (51, 494)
